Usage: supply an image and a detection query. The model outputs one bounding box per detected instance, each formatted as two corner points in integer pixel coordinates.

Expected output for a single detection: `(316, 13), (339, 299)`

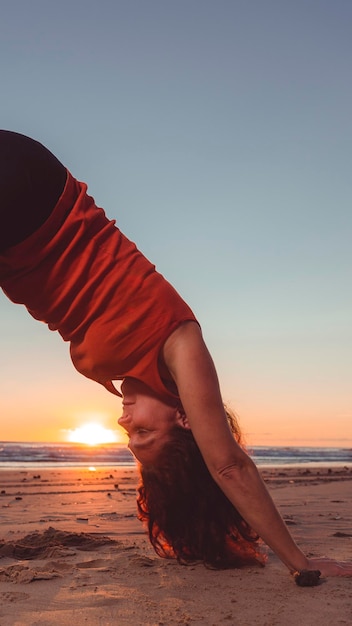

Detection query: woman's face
(118, 378), (181, 465)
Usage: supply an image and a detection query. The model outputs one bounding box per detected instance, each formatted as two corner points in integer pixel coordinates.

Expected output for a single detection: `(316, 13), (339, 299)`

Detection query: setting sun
(67, 422), (118, 446)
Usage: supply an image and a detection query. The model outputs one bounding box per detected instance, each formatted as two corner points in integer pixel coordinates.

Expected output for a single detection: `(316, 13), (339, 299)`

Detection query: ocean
(0, 442), (351, 469)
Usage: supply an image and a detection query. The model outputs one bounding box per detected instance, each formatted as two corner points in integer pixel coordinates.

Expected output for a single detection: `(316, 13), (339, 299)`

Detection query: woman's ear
(175, 408), (191, 430)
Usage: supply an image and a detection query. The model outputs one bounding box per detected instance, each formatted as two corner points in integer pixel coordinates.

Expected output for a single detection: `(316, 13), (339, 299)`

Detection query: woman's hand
(306, 557), (352, 577)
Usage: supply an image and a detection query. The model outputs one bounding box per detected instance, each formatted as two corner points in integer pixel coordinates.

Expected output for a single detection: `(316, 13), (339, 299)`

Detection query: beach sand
(0, 465), (351, 626)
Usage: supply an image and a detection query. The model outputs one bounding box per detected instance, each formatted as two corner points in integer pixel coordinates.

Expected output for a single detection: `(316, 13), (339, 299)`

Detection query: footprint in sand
(76, 558), (108, 569)
(0, 564), (62, 583)
(128, 555), (157, 567)
(0, 591), (30, 603)
(42, 560), (74, 573)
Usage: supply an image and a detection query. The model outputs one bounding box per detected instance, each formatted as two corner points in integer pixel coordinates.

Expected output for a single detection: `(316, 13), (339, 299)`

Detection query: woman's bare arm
(163, 321), (352, 577)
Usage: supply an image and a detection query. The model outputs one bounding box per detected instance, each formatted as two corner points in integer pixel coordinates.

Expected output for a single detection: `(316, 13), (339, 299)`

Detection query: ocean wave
(0, 442), (351, 469)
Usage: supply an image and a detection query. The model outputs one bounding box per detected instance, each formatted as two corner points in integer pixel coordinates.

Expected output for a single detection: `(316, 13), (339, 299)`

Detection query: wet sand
(0, 465), (351, 625)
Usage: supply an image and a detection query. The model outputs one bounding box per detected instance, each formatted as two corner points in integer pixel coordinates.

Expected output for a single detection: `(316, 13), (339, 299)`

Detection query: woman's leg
(0, 130), (67, 252)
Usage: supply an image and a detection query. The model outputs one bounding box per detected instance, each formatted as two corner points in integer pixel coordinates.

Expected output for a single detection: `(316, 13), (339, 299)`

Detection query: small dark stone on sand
(293, 570), (321, 587)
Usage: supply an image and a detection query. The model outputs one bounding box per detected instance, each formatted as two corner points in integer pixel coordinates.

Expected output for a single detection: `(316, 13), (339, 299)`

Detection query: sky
(0, 0), (351, 446)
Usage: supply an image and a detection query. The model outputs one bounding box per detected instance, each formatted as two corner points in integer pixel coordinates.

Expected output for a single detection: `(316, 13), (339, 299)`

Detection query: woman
(1, 130), (351, 581)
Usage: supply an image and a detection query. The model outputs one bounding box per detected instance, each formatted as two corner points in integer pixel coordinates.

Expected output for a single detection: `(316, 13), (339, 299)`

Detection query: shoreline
(0, 466), (351, 625)
(1, 441), (351, 473)
(0, 457), (352, 473)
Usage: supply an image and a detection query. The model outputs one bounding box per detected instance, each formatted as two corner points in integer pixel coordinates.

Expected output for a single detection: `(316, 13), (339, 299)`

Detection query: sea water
(0, 441), (351, 469)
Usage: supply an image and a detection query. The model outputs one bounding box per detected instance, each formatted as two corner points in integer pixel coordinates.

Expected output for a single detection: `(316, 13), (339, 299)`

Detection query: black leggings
(0, 130), (67, 252)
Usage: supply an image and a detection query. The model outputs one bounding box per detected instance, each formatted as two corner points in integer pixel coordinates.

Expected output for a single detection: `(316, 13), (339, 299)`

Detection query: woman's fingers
(306, 557), (352, 577)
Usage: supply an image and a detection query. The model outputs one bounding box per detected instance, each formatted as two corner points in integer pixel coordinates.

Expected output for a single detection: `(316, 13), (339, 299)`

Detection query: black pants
(0, 130), (67, 252)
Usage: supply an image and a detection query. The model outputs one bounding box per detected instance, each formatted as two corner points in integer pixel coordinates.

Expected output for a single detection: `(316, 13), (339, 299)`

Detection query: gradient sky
(1, 1), (351, 446)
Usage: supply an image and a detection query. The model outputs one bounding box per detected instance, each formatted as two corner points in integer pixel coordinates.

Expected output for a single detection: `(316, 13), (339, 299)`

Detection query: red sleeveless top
(0, 172), (197, 403)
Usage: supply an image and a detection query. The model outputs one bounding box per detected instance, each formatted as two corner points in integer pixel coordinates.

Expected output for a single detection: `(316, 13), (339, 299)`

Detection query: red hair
(137, 409), (266, 569)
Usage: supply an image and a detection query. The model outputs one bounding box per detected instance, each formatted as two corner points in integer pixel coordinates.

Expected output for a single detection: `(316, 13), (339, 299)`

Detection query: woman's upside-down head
(137, 411), (266, 569)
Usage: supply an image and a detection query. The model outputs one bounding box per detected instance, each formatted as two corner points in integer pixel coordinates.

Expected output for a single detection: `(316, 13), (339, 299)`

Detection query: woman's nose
(118, 414), (130, 427)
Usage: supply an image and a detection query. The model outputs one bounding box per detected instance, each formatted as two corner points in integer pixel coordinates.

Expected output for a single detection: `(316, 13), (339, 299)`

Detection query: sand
(0, 465), (351, 626)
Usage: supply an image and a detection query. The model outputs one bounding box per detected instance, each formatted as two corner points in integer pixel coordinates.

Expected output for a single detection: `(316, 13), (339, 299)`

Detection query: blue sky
(1, 1), (351, 444)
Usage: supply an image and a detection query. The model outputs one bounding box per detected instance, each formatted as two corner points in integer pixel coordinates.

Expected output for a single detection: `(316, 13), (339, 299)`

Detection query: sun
(67, 422), (119, 446)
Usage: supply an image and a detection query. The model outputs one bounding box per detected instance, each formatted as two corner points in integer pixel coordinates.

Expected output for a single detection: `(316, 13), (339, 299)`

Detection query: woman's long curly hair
(137, 407), (265, 569)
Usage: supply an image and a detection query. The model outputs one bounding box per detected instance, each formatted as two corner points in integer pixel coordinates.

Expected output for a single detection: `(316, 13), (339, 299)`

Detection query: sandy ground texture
(0, 465), (351, 626)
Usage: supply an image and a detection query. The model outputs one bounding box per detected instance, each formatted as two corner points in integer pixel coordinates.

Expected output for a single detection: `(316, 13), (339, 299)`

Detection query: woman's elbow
(211, 449), (255, 484)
